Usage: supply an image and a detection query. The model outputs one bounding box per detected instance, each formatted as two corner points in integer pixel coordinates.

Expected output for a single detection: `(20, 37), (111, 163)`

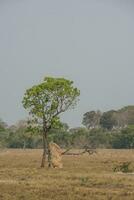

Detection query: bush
(111, 127), (134, 148)
(113, 162), (133, 173)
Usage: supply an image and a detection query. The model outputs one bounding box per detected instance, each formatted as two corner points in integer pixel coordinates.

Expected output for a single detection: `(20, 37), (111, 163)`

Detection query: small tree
(22, 77), (80, 167)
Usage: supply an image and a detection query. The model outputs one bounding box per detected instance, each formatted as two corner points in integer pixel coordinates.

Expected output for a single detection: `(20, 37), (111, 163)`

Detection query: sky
(0, 0), (134, 127)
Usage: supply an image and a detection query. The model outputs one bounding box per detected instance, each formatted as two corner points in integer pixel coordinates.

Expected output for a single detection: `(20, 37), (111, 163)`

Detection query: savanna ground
(0, 149), (134, 200)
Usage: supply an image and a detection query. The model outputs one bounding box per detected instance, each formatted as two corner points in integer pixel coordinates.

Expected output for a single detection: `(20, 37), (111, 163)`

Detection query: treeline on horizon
(0, 105), (134, 149)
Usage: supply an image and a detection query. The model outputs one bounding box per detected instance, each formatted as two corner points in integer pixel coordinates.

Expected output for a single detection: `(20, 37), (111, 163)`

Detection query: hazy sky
(0, 0), (134, 127)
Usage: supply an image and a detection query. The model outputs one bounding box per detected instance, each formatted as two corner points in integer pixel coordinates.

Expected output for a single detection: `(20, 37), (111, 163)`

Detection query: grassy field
(0, 149), (134, 200)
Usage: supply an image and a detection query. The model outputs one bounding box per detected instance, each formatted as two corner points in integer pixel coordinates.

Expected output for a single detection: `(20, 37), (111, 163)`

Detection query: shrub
(113, 162), (133, 173)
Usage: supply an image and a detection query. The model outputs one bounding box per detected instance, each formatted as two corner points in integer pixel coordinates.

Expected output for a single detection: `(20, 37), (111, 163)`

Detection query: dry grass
(0, 149), (134, 200)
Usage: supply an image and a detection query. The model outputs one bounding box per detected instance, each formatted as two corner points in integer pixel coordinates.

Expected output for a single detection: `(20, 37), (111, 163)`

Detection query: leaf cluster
(22, 77), (80, 129)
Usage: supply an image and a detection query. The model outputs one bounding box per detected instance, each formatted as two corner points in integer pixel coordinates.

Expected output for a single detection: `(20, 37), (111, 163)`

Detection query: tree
(87, 128), (112, 148)
(7, 122), (42, 149)
(100, 110), (117, 130)
(119, 106), (134, 126)
(0, 118), (7, 132)
(13, 120), (39, 149)
(22, 77), (80, 167)
(0, 119), (8, 148)
(70, 127), (89, 148)
(111, 127), (134, 148)
(82, 110), (101, 129)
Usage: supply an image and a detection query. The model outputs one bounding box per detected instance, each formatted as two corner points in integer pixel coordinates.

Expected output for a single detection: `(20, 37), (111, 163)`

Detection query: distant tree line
(82, 106), (134, 130)
(0, 105), (134, 149)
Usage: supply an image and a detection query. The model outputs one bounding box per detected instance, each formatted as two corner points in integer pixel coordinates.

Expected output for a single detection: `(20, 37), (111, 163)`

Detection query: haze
(0, 0), (134, 127)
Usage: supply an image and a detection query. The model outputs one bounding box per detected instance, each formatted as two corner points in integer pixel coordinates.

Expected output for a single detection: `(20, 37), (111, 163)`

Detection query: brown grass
(0, 149), (134, 200)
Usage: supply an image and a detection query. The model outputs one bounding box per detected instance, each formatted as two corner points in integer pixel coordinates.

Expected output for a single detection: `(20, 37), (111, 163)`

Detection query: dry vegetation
(0, 149), (134, 200)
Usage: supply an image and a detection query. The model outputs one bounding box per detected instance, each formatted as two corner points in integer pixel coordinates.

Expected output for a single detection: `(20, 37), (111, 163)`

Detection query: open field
(0, 149), (134, 200)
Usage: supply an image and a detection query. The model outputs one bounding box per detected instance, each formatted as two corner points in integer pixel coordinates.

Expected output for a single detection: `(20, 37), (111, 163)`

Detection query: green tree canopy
(22, 76), (80, 167)
(100, 110), (117, 130)
(82, 110), (101, 129)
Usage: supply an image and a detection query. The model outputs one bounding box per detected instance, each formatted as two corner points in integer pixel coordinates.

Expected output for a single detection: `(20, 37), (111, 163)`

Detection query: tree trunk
(41, 148), (46, 168)
(23, 140), (26, 150)
(41, 128), (52, 168)
(40, 131), (47, 168)
(41, 117), (52, 168)
(47, 142), (52, 168)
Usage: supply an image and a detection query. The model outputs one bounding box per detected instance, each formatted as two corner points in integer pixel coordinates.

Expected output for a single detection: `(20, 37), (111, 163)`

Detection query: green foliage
(83, 105), (134, 130)
(22, 76), (80, 166)
(82, 110), (101, 129)
(111, 127), (134, 148)
(119, 105), (134, 112)
(113, 162), (133, 173)
(23, 77), (80, 127)
(80, 177), (89, 186)
(1, 104), (134, 149)
(0, 119), (8, 148)
(1, 123), (134, 149)
(22, 77), (80, 131)
(69, 127), (89, 148)
(87, 129), (112, 148)
(100, 110), (117, 130)
(6, 126), (41, 149)
(0, 119), (7, 132)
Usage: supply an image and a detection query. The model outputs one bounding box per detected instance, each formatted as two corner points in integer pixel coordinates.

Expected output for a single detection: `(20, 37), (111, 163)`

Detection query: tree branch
(62, 147), (97, 156)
